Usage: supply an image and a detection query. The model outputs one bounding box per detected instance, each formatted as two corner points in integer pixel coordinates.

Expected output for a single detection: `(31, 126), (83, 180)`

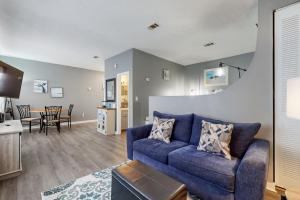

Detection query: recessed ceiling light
(203, 42), (215, 47)
(148, 23), (159, 30)
(93, 56), (99, 59)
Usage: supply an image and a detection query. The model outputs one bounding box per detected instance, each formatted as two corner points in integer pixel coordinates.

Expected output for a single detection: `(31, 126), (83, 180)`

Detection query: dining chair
(60, 104), (74, 128)
(16, 105), (41, 133)
(43, 106), (62, 135)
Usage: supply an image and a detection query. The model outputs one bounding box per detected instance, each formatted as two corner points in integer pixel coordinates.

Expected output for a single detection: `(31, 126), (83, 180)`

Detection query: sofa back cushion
(190, 114), (261, 158)
(153, 111), (194, 143)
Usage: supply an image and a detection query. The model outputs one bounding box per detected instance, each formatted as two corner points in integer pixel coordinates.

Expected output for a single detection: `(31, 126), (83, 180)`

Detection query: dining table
(30, 108), (66, 113)
(30, 108), (66, 132)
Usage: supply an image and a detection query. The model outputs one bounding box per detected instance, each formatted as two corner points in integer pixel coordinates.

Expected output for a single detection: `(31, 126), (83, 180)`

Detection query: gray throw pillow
(197, 120), (234, 160)
(148, 117), (175, 143)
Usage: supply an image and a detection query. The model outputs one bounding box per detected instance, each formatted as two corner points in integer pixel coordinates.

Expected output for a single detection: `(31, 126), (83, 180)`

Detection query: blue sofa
(127, 111), (270, 200)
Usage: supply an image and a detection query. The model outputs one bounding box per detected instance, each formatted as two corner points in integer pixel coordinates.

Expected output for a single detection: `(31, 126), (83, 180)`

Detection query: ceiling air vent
(203, 42), (215, 47)
(148, 23), (159, 30)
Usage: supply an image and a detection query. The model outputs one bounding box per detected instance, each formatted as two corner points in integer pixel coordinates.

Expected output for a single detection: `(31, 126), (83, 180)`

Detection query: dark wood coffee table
(111, 160), (187, 200)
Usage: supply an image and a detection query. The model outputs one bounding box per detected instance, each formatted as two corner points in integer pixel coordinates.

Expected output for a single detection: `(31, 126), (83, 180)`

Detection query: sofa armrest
(127, 124), (153, 160)
(235, 139), (270, 200)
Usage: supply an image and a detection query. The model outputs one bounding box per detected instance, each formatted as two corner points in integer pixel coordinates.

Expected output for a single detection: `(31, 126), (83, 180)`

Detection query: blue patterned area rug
(41, 167), (200, 200)
(41, 168), (112, 200)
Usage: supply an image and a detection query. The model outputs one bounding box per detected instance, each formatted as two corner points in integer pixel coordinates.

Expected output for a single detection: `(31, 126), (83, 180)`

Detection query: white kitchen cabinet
(97, 107), (116, 135)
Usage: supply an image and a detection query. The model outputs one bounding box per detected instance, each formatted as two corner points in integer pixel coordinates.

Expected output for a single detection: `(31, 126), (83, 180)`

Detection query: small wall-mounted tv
(0, 60), (24, 98)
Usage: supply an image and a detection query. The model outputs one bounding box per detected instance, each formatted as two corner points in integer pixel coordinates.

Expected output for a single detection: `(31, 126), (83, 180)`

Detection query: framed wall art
(34, 80), (48, 93)
(50, 87), (64, 98)
(105, 78), (116, 102)
(204, 67), (229, 87)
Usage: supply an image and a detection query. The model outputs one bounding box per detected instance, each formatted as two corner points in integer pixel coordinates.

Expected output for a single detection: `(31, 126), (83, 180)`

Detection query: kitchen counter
(96, 106), (116, 110)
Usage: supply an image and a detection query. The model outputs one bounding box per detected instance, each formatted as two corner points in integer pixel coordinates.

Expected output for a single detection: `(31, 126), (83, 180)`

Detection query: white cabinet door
(97, 109), (116, 135)
(97, 109), (106, 134)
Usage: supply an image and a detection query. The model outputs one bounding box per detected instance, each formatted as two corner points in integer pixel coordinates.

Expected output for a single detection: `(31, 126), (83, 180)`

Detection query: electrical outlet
(135, 96), (139, 102)
(82, 112), (85, 118)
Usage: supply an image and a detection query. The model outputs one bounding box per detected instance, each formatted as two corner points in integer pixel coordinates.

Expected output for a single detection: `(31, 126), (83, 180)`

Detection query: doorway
(116, 72), (129, 134)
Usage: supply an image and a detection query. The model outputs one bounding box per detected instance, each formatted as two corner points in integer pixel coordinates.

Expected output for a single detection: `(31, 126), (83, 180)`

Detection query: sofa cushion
(190, 114), (261, 158)
(198, 120), (234, 160)
(153, 111), (194, 143)
(190, 115), (223, 146)
(133, 138), (188, 164)
(168, 145), (240, 192)
(148, 117), (175, 143)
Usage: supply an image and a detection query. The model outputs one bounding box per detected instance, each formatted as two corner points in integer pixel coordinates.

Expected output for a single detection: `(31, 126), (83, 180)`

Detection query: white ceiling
(0, 0), (258, 71)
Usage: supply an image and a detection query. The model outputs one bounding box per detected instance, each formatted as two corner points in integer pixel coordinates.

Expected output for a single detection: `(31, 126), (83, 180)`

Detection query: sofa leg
(276, 186), (287, 200)
(281, 196), (288, 200)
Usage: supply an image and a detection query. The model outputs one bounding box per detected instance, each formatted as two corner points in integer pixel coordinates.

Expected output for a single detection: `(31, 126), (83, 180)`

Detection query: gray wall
(132, 49), (185, 126)
(149, 0), (300, 182)
(184, 52), (254, 95)
(0, 55), (104, 122)
(105, 48), (185, 126)
(104, 49), (134, 126)
(105, 49), (133, 80)
(105, 49), (254, 127)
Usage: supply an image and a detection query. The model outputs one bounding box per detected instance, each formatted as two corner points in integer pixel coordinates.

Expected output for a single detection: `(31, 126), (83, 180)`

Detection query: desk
(0, 120), (23, 180)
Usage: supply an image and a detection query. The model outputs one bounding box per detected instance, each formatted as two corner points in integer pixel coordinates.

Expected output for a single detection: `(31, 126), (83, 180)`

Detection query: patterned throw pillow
(148, 117), (175, 143)
(197, 120), (234, 160)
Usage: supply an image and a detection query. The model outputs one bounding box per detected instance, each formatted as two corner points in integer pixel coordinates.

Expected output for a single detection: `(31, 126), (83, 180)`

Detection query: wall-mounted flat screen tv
(0, 60), (24, 98)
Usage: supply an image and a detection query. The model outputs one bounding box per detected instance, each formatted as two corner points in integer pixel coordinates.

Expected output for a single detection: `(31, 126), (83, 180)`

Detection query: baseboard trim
(22, 119), (97, 130)
(266, 182), (276, 192)
(71, 120), (97, 125)
(267, 182), (300, 199)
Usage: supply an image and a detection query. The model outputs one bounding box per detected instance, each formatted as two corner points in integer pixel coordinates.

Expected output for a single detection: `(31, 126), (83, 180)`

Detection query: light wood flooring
(0, 123), (127, 200)
(0, 123), (279, 200)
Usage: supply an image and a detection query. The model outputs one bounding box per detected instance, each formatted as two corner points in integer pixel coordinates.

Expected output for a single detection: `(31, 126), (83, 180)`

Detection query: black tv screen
(0, 60), (24, 98)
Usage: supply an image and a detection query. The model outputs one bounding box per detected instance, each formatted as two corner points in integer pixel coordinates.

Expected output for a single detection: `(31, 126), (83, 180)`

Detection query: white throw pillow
(148, 117), (175, 143)
(197, 120), (234, 160)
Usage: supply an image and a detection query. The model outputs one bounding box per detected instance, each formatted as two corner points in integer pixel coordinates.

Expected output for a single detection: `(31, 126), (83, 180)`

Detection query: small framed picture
(106, 78), (116, 102)
(204, 67), (229, 87)
(50, 87), (64, 98)
(162, 69), (170, 80)
(34, 80), (48, 93)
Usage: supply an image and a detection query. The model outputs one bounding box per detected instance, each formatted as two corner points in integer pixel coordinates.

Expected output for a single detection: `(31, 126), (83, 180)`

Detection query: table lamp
(287, 77), (300, 119)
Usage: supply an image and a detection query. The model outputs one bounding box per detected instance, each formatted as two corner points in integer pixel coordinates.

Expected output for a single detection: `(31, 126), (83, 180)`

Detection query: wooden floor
(265, 190), (281, 200)
(0, 123), (279, 200)
(0, 123), (127, 200)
